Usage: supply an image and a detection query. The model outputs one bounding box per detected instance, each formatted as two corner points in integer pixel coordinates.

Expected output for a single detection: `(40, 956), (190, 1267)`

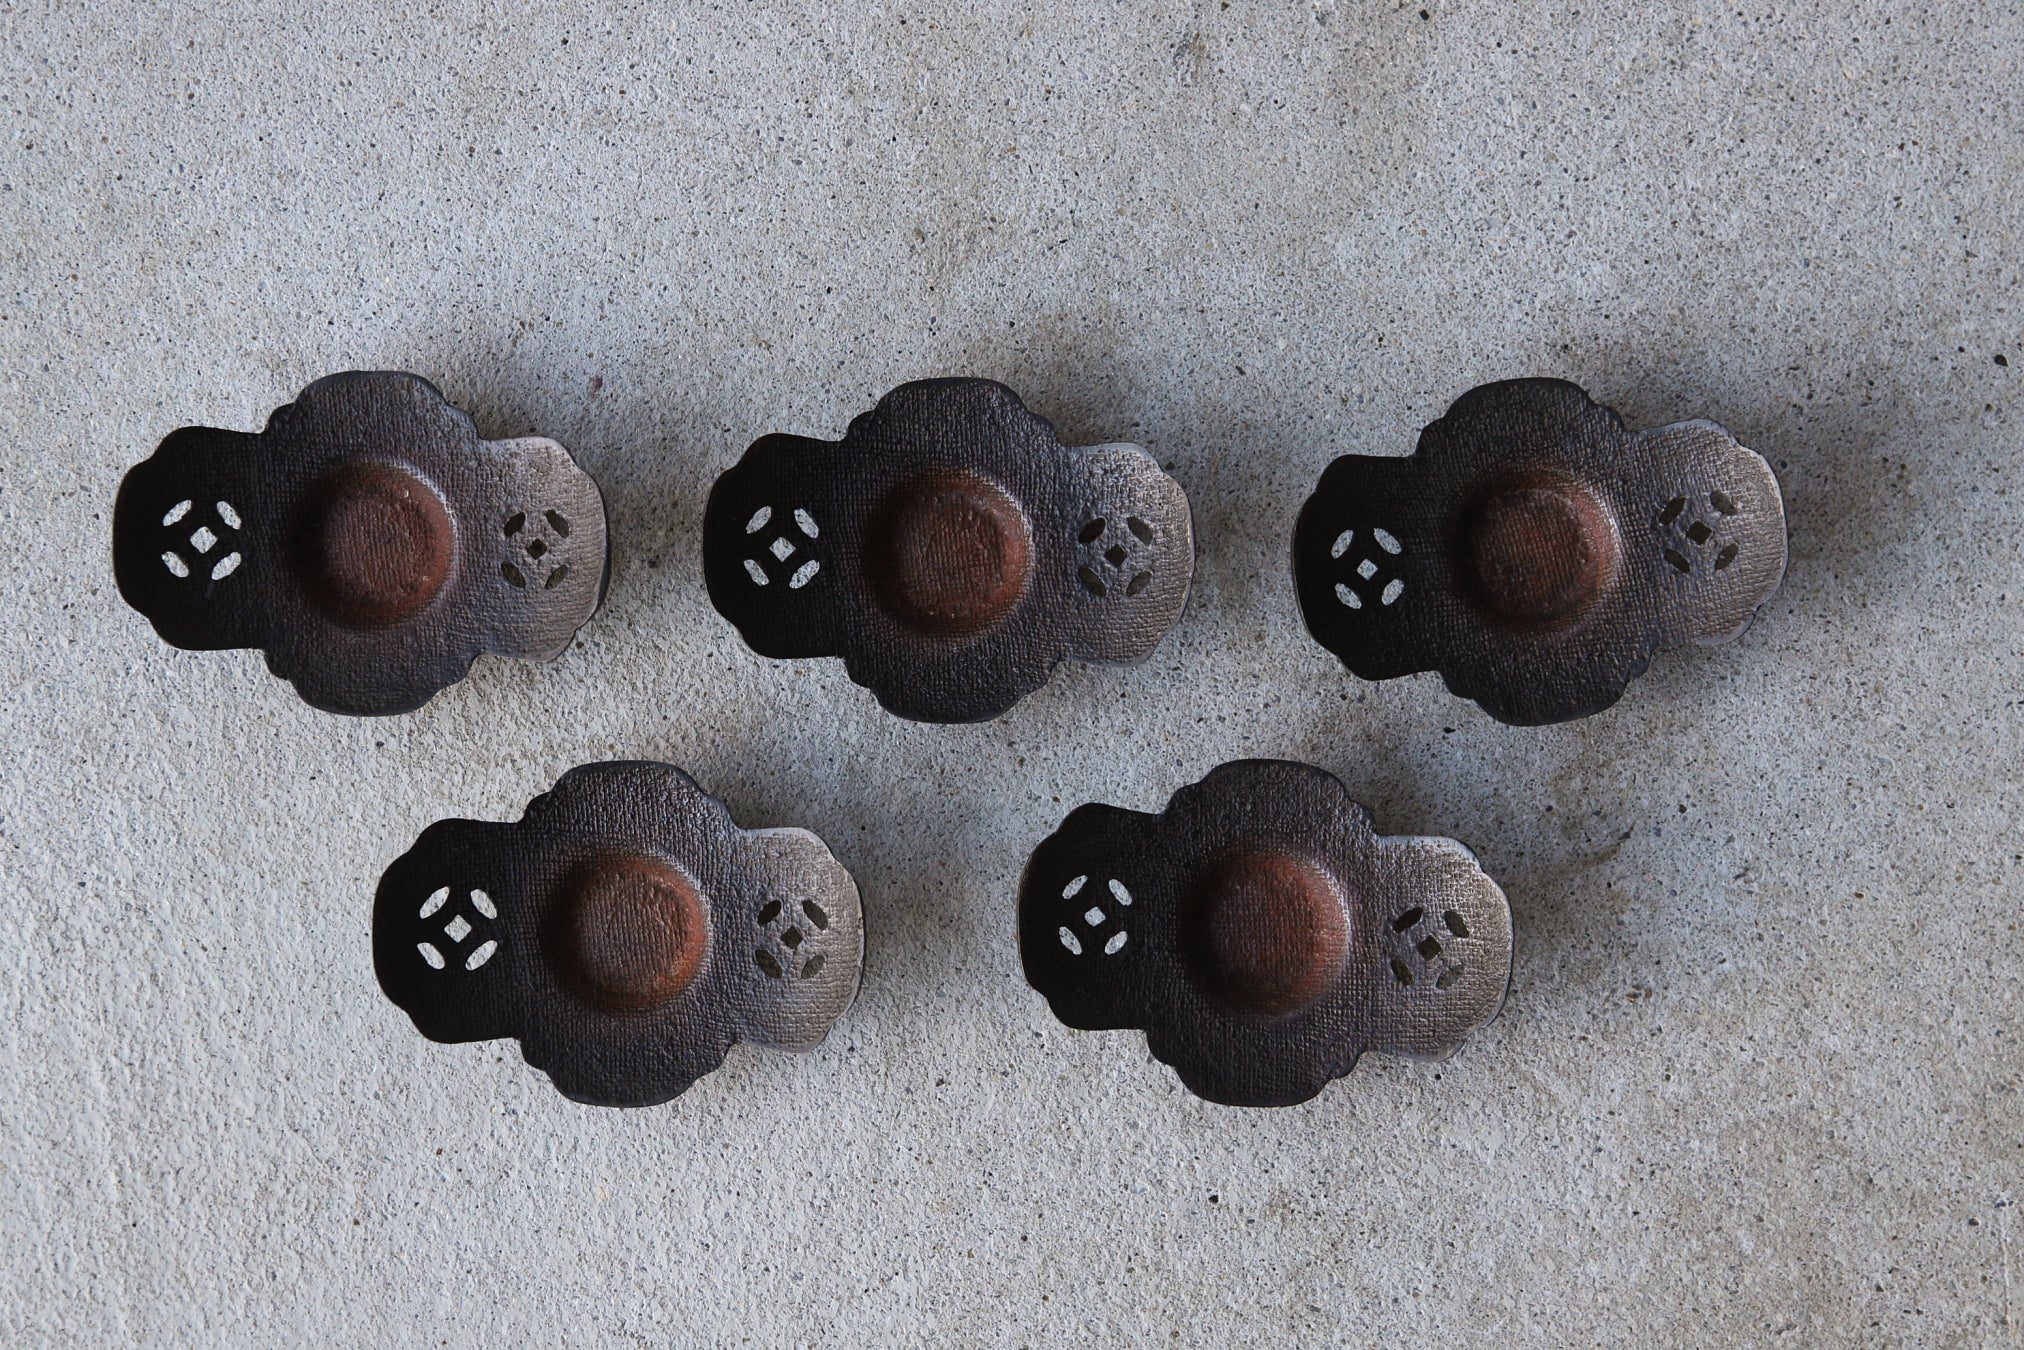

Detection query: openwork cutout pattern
(754, 890), (833, 980)
(373, 762), (864, 1108)
(1658, 489), (1743, 576)
(1019, 760), (1512, 1107)
(501, 507), (575, 591)
(414, 885), (501, 972)
(1385, 904), (1471, 991)
(741, 504), (823, 590)
(1053, 873), (1133, 957)
(1075, 515), (1157, 600)
(158, 498), (244, 583)
(1293, 378), (1788, 725)
(1328, 525), (1405, 611)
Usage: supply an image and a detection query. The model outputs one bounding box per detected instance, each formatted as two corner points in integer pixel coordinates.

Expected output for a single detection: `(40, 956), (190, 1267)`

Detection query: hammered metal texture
(112, 371), (609, 715)
(703, 377), (1195, 723)
(1019, 760), (1511, 1107)
(1293, 378), (1787, 725)
(374, 762), (864, 1108)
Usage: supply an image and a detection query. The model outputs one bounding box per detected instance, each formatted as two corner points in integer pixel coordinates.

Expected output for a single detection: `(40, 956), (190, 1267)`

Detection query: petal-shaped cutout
(1018, 802), (1173, 1033)
(701, 434), (851, 660)
(372, 820), (531, 1047)
(1629, 420), (1790, 646)
(1361, 835), (1512, 1060)
(732, 827), (865, 1050)
(1062, 442), (1196, 665)
(112, 427), (271, 653)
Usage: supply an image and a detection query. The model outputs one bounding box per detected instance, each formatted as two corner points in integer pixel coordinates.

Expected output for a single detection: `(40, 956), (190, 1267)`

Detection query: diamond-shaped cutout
(444, 914), (472, 943)
(1356, 558), (1378, 580)
(781, 926), (803, 949)
(189, 526), (218, 554)
(1083, 906), (1105, 927)
(1105, 544), (1128, 567)
(769, 536), (796, 561)
(1686, 520), (1713, 544)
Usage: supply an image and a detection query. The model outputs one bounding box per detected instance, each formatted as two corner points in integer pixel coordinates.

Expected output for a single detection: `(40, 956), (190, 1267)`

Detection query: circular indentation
(553, 854), (709, 1013)
(1185, 848), (1351, 1017)
(290, 462), (454, 628)
(1459, 475), (1619, 624)
(867, 468), (1033, 636)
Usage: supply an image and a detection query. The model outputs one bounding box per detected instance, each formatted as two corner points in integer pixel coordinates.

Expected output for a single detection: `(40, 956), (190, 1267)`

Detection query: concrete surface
(2, 2), (2019, 1344)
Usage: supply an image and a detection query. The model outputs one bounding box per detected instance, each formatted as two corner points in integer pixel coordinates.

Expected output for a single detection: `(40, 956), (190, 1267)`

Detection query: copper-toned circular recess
(1186, 847), (1351, 1017)
(291, 462), (455, 628)
(867, 468), (1034, 636)
(1460, 475), (1620, 624)
(555, 854), (710, 1014)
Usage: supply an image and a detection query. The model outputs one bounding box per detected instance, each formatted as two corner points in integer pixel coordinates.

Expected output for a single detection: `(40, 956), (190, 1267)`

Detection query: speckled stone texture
(1, 3), (2018, 1345)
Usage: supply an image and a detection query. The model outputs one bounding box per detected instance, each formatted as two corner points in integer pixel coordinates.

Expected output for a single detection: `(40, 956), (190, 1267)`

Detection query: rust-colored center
(866, 468), (1034, 636)
(292, 462), (455, 628)
(1186, 848), (1351, 1017)
(555, 854), (710, 1014)
(1460, 476), (1619, 624)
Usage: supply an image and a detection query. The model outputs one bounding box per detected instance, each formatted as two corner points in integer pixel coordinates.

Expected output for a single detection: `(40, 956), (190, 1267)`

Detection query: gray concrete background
(2, 2), (2019, 1344)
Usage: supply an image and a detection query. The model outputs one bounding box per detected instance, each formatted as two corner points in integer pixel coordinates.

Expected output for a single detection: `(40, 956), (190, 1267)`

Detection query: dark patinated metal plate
(1020, 760), (1511, 1108)
(113, 371), (609, 715)
(703, 378), (1195, 723)
(1293, 378), (1787, 725)
(374, 761), (864, 1108)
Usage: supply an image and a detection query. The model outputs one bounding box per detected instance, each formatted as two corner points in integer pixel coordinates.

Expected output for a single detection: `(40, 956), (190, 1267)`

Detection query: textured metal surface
(1019, 760), (1511, 1107)
(703, 377), (1194, 722)
(374, 761), (864, 1108)
(12, 5), (2019, 1341)
(112, 371), (609, 715)
(1294, 378), (1787, 725)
